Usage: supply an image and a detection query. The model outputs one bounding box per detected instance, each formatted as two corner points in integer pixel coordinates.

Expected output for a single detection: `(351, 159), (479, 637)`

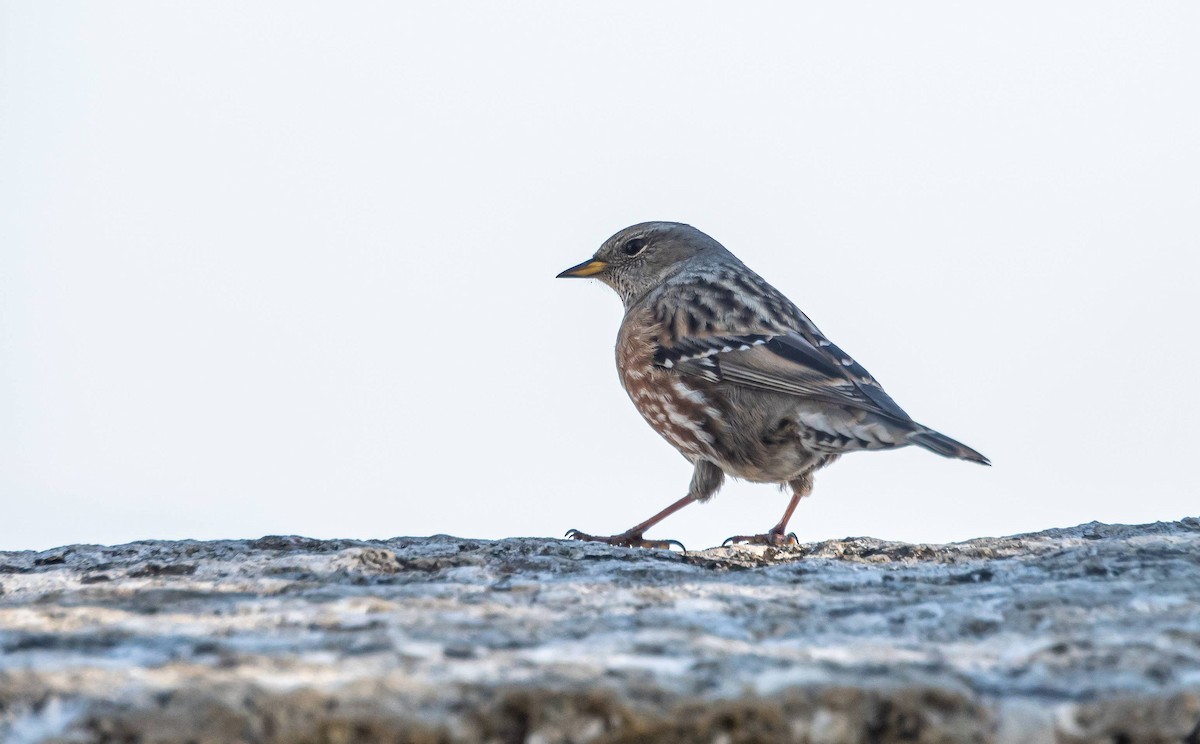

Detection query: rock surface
(2, 520), (1200, 743)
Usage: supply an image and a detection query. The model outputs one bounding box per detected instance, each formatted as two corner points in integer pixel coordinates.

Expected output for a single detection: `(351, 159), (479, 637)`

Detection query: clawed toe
(565, 529), (685, 551)
(722, 531), (799, 548)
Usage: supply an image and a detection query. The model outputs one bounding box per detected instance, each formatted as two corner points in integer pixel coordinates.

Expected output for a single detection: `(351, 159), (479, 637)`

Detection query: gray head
(557, 222), (731, 306)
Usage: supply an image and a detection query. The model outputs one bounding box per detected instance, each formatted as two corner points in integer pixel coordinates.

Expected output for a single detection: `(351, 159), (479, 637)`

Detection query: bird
(556, 221), (989, 549)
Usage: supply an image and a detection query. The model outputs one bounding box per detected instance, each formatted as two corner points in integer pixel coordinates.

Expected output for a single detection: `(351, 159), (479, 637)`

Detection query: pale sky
(2, 2), (1197, 551)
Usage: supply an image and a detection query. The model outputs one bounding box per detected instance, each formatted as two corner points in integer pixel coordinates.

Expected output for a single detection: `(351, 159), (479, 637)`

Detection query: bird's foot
(565, 529), (686, 551)
(722, 530), (799, 548)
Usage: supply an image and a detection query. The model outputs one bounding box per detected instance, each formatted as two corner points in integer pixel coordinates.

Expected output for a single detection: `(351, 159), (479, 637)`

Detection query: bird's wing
(648, 270), (913, 423)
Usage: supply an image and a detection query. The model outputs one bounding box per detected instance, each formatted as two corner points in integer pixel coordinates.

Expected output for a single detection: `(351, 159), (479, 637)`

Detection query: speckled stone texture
(1, 519), (1199, 743)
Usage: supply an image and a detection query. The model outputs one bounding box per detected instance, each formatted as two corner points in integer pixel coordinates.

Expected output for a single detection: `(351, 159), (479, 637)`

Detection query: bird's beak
(556, 258), (608, 278)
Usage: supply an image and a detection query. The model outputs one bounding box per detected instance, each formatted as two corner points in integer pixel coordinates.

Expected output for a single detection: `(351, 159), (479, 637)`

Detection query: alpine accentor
(557, 222), (988, 549)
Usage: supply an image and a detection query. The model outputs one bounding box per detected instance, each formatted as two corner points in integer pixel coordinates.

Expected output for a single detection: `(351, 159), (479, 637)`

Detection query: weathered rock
(1, 519), (1199, 743)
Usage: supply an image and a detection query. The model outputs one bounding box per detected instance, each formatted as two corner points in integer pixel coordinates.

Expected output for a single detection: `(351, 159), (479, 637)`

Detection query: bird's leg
(723, 474), (812, 547)
(566, 494), (695, 550)
(567, 461), (723, 550)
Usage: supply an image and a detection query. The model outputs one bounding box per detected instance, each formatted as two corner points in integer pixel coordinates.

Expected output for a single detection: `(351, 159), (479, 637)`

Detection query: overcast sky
(2, 2), (1197, 551)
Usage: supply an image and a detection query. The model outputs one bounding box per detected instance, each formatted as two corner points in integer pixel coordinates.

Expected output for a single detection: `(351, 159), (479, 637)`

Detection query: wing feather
(648, 267), (913, 424)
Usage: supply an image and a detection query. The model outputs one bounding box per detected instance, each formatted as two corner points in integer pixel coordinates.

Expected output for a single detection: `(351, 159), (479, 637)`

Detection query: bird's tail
(908, 426), (990, 465)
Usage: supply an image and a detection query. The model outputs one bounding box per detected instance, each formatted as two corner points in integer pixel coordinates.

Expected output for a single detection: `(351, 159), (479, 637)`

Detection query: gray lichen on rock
(1, 519), (1199, 743)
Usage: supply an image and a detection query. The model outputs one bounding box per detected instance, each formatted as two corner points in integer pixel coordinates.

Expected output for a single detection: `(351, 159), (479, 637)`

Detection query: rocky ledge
(1, 520), (1199, 743)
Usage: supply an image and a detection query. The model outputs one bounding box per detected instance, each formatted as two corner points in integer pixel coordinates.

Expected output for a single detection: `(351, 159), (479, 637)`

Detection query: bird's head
(557, 222), (727, 306)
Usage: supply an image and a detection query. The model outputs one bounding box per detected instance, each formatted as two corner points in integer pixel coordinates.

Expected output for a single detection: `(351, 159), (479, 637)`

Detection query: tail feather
(908, 427), (990, 465)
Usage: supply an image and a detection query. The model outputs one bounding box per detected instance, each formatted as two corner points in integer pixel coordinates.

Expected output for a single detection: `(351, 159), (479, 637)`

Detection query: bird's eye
(622, 238), (647, 256)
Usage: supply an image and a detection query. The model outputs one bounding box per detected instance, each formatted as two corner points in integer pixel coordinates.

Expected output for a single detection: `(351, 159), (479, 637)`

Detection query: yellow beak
(556, 258), (609, 278)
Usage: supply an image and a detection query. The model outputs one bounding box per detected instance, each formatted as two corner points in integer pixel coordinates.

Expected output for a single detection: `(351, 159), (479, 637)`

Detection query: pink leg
(566, 494), (696, 550)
